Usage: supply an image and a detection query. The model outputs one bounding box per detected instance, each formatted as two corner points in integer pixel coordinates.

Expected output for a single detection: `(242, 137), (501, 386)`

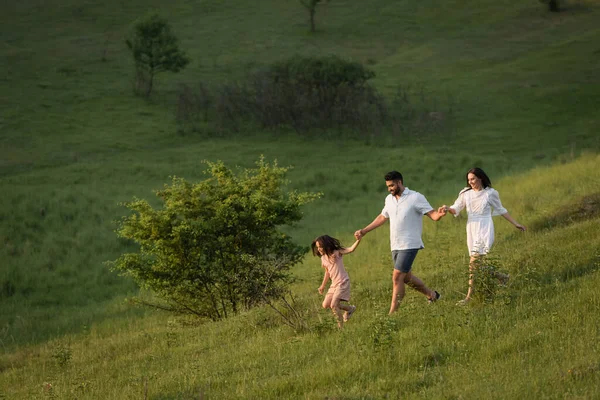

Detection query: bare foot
(456, 298), (470, 306)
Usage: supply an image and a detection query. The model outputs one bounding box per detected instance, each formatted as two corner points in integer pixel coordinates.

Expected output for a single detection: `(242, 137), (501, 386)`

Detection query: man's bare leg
(390, 270), (407, 314)
(406, 272), (436, 300)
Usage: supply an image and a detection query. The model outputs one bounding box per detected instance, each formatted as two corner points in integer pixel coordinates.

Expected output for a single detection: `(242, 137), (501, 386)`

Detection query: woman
(440, 168), (526, 305)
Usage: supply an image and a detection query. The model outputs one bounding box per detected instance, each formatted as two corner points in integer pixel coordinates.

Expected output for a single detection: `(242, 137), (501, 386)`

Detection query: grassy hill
(1, 0), (599, 398)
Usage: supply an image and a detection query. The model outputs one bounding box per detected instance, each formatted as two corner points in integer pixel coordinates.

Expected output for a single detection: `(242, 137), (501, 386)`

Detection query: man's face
(386, 180), (404, 196)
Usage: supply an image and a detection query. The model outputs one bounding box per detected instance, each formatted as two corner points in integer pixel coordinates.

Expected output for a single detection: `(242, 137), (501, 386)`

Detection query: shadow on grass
(528, 192), (600, 232)
(512, 254), (600, 291)
(553, 255), (600, 284)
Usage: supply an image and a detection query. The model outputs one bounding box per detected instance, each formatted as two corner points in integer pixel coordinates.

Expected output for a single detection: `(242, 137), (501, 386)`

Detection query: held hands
(437, 205), (448, 215)
(354, 229), (364, 240)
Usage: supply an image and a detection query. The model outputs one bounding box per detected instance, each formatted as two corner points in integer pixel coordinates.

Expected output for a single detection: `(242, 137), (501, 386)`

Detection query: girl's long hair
(311, 235), (344, 257)
(462, 167), (492, 193)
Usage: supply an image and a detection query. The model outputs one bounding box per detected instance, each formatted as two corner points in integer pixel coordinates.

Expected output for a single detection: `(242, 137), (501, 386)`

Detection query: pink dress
(321, 252), (351, 301)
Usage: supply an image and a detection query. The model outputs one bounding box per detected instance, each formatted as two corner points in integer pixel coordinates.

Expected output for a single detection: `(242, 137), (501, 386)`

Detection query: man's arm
(355, 214), (388, 239)
(439, 205), (457, 216)
(426, 208), (446, 221)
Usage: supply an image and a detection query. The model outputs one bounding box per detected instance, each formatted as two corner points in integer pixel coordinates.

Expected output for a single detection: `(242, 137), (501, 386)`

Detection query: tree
(109, 157), (320, 321)
(300, 0), (330, 32)
(125, 14), (190, 97)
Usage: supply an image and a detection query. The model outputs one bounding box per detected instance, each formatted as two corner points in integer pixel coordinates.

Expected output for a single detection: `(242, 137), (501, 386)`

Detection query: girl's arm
(340, 238), (361, 255)
(501, 212), (527, 231)
(318, 270), (330, 295)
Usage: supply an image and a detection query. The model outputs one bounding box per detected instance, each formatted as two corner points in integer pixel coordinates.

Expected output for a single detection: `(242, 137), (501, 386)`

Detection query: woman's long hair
(311, 235), (344, 257)
(462, 167), (492, 193)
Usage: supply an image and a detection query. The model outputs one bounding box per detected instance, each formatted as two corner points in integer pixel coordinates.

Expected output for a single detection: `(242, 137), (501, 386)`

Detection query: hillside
(2, 154), (599, 398)
(1, 0), (599, 398)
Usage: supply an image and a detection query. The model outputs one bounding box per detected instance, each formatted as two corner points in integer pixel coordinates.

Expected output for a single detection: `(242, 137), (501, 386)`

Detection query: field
(1, 0), (599, 398)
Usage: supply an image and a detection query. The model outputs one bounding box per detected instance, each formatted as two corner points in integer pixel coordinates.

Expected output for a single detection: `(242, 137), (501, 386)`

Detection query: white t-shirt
(381, 188), (434, 251)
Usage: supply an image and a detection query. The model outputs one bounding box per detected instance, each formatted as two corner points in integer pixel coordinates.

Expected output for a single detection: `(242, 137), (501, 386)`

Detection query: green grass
(1, 0), (600, 398)
(2, 156), (600, 397)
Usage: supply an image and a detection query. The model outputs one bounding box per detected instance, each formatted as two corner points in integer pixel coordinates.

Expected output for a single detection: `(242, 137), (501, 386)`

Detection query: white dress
(449, 187), (507, 255)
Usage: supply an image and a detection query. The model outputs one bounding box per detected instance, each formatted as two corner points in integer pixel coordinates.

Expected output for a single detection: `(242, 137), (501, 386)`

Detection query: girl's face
(467, 173), (483, 190)
(315, 241), (324, 256)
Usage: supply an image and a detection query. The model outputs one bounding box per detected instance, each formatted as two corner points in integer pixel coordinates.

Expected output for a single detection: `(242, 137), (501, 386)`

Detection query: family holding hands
(312, 168), (526, 328)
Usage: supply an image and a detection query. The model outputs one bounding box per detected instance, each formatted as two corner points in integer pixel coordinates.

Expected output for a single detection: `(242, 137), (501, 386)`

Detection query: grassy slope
(1, 155), (599, 399)
(1, 0), (599, 397)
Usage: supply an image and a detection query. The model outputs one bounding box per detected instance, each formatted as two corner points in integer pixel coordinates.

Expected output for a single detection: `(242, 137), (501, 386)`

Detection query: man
(354, 171), (446, 314)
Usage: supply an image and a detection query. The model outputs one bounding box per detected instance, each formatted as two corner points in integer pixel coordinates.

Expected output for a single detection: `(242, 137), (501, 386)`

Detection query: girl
(311, 235), (361, 328)
(440, 168), (526, 305)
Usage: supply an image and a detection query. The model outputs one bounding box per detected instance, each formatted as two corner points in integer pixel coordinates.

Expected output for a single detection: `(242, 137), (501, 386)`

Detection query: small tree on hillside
(300, 0), (330, 32)
(126, 14), (190, 97)
(109, 157), (320, 321)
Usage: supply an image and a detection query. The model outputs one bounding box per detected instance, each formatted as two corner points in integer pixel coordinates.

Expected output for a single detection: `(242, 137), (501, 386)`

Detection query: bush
(471, 256), (509, 304)
(175, 55), (453, 138)
(109, 157), (320, 321)
(269, 54), (375, 89)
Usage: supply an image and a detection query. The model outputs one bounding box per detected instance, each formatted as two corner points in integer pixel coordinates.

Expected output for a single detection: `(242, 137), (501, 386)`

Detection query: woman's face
(467, 173), (483, 190)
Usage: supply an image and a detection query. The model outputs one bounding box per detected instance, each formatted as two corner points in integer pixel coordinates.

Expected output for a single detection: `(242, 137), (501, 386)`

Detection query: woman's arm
(501, 212), (526, 231)
(443, 190), (466, 217)
(488, 189), (524, 230)
(439, 205), (457, 215)
(426, 208), (446, 221)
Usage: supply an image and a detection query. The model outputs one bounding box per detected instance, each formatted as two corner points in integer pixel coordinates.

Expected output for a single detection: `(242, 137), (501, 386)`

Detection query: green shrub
(176, 55), (453, 137)
(109, 157), (320, 321)
(269, 54), (375, 89)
